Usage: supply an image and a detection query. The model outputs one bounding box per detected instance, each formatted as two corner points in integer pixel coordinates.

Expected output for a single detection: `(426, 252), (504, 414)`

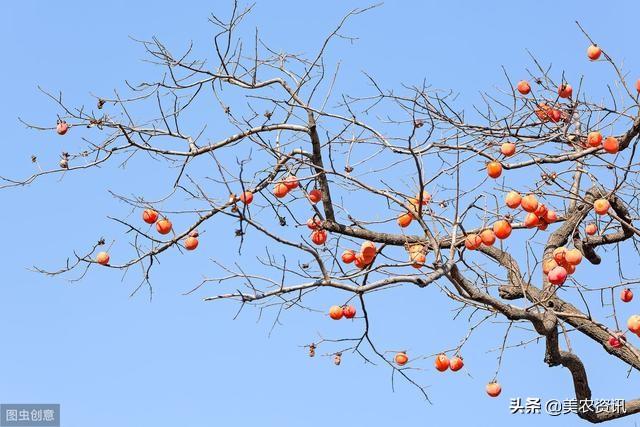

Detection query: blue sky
(2, 1), (640, 426)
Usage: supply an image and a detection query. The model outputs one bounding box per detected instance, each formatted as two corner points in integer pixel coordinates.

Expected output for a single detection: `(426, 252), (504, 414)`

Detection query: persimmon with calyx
(636, 79), (640, 93)
(156, 218), (173, 235)
(96, 251), (110, 266)
(493, 220), (512, 239)
(486, 161), (503, 179)
(394, 352), (409, 366)
(517, 80), (531, 95)
(587, 44), (602, 60)
(284, 175), (299, 189)
(587, 131), (602, 147)
(341, 249), (356, 264)
(548, 266), (568, 285)
(486, 382), (502, 397)
(353, 254), (366, 269)
(537, 220), (548, 231)
(306, 217), (322, 230)
(480, 229), (496, 246)
(308, 189), (322, 204)
(627, 315), (640, 333)
(500, 142), (516, 157)
(558, 83), (572, 98)
(238, 191), (254, 205)
(548, 109), (562, 122)
(184, 236), (199, 251)
(585, 223), (598, 235)
(621, 288), (633, 303)
(56, 121), (69, 135)
(343, 305), (357, 319)
(142, 209), (158, 224)
(521, 194), (539, 213)
(449, 356), (464, 372)
(505, 191), (522, 209)
(397, 212), (413, 228)
(273, 183), (289, 198)
(435, 354), (449, 372)
(603, 136), (619, 154)
(593, 199), (610, 215)
(311, 229), (327, 245)
(329, 305), (343, 320)
(464, 234), (482, 250)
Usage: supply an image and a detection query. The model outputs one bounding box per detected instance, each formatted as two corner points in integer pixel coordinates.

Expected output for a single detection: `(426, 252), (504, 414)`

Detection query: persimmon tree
(6, 3), (640, 422)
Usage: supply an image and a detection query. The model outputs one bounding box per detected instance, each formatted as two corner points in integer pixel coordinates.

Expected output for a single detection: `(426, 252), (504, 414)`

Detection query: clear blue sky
(2, 1), (640, 426)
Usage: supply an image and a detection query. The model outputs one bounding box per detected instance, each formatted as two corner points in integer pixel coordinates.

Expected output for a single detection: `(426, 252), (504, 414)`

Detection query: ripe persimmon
(593, 198), (610, 215)
(142, 209), (159, 224)
(341, 249), (356, 264)
(311, 229), (327, 245)
(621, 288), (634, 303)
(517, 80), (531, 95)
(156, 218), (173, 235)
(96, 251), (110, 265)
(587, 45), (602, 60)
(394, 352), (409, 366)
(184, 236), (199, 251)
(449, 356), (464, 372)
(329, 305), (343, 320)
(545, 210), (558, 223)
(558, 83), (573, 98)
(608, 334), (626, 349)
(587, 131), (602, 147)
(486, 382), (502, 397)
(480, 229), (496, 246)
(565, 249), (582, 265)
(308, 189), (322, 204)
(284, 175), (299, 189)
(520, 194), (539, 213)
(464, 234), (482, 250)
(239, 191), (254, 204)
(493, 220), (512, 239)
(343, 305), (357, 319)
(585, 223), (598, 235)
(411, 252), (426, 268)
(486, 161), (503, 179)
(273, 183), (289, 198)
(548, 266), (568, 285)
(307, 217), (322, 230)
(56, 121), (69, 135)
(542, 258), (558, 275)
(505, 191), (522, 209)
(397, 212), (413, 228)
(553, 247), (566, 264)
(627, 315), (640, 333)
(603, 136), (619, 154)
(500, 142), (516, 157)
(361, 241), (377, 261)
(435, 354), (449, 372)
(524, 212), (539, 228)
